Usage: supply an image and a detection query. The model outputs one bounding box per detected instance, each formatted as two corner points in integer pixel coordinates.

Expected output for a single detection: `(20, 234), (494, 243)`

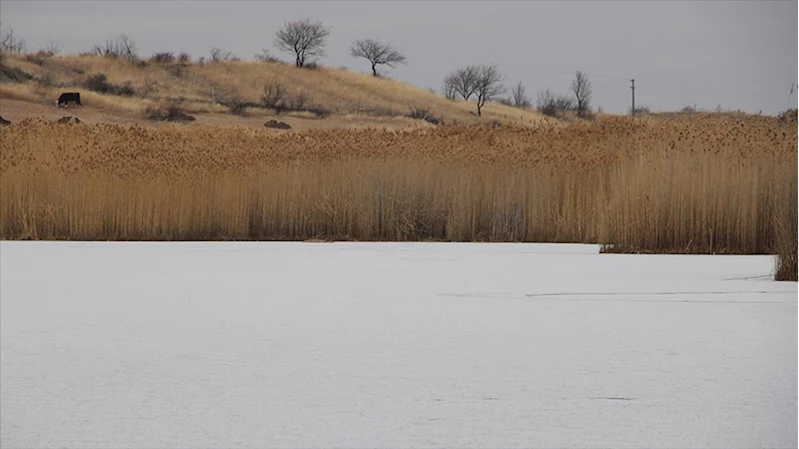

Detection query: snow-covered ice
(1, 242), (796, 448)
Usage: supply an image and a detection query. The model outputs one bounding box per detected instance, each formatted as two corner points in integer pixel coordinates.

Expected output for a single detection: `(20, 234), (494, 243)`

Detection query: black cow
(56, 92), (82, 108)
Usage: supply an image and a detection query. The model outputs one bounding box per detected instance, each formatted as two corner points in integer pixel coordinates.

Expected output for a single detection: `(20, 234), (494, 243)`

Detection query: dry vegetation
(0, 54), (546, 126)
(1, 114), (795, 263)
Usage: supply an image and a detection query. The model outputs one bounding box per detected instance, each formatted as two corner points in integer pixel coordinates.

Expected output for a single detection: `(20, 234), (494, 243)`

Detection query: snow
(1, 241), (796, 448)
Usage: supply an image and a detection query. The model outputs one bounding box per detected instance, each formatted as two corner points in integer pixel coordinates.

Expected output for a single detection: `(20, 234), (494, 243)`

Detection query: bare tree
(0, 26), (26, 61)
(209, 47), (236, 63)
(536, 88), (574, 117)
(473, 64), (505, 116)
(442, 74), (458, 101)
(274, 19), (331, 68)
(254, 49), (280, 63)
(92, 34), (138, 61)
(571, 71), (592, 118)
(110, 34), (136, 61)
(535, 88), (556, 115)
(41, 39), (61, 56)
(445, 65), (480, 101)
(555, 94), (575, 111)
(510, 81), (531, 108)
(349, 38), (407, 77)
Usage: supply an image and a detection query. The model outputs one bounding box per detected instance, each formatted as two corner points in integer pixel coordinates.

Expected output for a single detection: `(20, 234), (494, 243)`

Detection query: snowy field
(1, 241), (796, 449)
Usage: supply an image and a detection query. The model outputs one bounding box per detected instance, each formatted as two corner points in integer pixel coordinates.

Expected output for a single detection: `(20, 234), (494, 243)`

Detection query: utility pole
(630, 79), (635, 116)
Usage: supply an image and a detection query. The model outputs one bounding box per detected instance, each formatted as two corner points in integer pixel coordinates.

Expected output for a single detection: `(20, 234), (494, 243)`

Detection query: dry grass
(0, 54), (547, 126)
(773, 190), (798, 281)
(1, 114), (794, 257)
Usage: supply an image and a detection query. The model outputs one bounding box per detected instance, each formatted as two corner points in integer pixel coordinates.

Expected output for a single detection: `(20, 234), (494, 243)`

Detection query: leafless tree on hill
(209, 47), (236, 63)
(0, 27), (26, 53)
(91, 34), (138, 61)
(442, 74), (458, 101)
(349, 38), (407, 77)
(254, 49), (281, 63)
(510, 81), (531, 108)
(536, 88), (574, 117)
(445, 65), (480, 101)
(41, 39), (61, 56)
(571, 71), (592, 118)
(0, 26), (26, 62)
(474, 64), (505, 116)
(274, 19), (331, 68)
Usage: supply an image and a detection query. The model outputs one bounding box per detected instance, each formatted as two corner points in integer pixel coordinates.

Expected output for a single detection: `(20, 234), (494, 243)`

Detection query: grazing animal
(56, 92), (82, 108)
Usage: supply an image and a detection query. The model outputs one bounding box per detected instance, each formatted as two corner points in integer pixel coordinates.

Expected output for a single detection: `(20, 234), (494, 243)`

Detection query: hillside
(0, 54), (550, 129)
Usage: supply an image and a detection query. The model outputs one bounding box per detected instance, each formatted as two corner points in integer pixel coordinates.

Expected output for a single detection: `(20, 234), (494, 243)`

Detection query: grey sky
(2, 0), (797, 114)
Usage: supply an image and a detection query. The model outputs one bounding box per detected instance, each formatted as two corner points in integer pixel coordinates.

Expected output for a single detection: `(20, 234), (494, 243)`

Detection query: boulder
(265, 119), (291, 130)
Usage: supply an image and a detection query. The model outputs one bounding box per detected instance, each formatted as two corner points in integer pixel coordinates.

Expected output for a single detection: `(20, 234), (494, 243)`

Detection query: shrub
(0, 65), (33, 83)
(115, 81), (135, 97)
(209, 47), (236, 63)
(150, 52), (175, 64)
(85, 73), (112, 93)
(140, 78), (158, 98)
(85, 73), (135, 96)
(536, 89), (574, 118)
(227, 99), (253, 116)
(23, 50), (54, 66)
(407, 106), (440, 125)
(254, 49), (281, 63)
(261, 80), (286, 111)
(287, 90), (309, 111)
(682, 105), (698, 114)
(778, 108), (797, 124)
(36, 74), (57, 87)
(304, 106), (330, 118)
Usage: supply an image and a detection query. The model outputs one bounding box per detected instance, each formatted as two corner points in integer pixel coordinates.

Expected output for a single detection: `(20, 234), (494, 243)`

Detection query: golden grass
(1, 82), (155, 114)
(1, 54), (548, 125)
(1, 114), (794, 256)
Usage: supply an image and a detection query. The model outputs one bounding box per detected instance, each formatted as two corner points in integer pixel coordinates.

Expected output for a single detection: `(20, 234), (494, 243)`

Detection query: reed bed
(0, 115), (795, 258)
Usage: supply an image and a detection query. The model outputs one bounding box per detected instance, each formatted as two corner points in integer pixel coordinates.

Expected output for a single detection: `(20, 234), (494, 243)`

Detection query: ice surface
(1, 242), (796, 448)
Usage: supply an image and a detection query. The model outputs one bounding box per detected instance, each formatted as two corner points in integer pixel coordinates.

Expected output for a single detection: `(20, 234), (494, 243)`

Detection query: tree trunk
(372, 63), (377, 77)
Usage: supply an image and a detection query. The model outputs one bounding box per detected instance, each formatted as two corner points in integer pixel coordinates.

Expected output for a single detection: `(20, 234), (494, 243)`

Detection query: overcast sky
(2, 0), (797, 114)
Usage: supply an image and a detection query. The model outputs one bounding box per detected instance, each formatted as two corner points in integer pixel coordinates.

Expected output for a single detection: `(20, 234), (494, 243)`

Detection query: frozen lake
(1, 242), (796, 448)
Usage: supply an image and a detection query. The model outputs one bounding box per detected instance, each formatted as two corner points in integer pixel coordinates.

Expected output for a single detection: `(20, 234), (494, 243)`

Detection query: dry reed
(0, 115), (795, 257)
